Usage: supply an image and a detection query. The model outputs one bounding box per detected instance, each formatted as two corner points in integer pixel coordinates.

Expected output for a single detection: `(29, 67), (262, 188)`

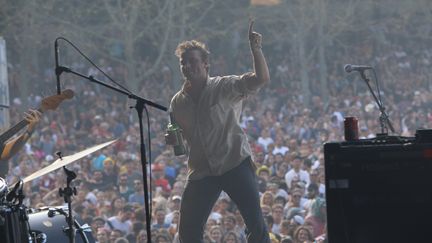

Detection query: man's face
(180, 49), (208, 82)
(155, 210), (166, 223)
(110, 231), (122, 242)
(292, 192), (302, 204)
(307, 188), (318, 199)
(134, 180), (143, 191)
(291, 158), (302, 169)
(94, 171), (103, 181)
(255, 152), (265, 163)
(104, 162), (114, 171)
(258, 171), (269, 180)
(91, 220), (104, 231)
(119, 175), (128, 185)
(223, 217), (235, 230)
(277, 163), (288, 176)
(310, 171), (319, 182)
(272, 206), (283, 220)
(121, 210), (133, 221)
(96, 230), (108, 242)
(210, 228), (222, 240)
(171, 199), (181, 210)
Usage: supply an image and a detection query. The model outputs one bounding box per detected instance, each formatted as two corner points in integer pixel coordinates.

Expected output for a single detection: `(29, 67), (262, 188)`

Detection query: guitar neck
(0, 108), (42, 144)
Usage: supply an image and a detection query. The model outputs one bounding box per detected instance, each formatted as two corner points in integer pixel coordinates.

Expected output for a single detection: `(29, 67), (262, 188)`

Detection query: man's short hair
(122, 204), (134, 213)
(92, 216), (105, 224)
(175, 40), (210, 63)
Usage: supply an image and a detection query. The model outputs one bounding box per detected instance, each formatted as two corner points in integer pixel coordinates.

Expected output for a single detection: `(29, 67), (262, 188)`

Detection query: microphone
(344, 64), (372, 73)
(55, 39), (61, 94)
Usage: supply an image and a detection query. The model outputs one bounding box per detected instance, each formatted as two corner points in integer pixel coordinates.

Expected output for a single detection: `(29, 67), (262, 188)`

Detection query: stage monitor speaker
(324, 132), (432, 243)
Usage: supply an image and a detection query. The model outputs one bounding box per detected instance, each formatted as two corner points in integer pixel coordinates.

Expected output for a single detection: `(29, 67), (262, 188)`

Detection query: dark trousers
(178, 158), (271, 243)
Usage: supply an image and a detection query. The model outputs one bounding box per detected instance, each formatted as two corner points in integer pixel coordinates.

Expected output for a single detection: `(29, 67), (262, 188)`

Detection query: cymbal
(23, 140), (117, 184)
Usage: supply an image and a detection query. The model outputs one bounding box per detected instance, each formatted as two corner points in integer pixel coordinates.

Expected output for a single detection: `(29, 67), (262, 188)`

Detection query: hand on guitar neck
(0, 90), (74, 161)
(24, 109), (42, 135)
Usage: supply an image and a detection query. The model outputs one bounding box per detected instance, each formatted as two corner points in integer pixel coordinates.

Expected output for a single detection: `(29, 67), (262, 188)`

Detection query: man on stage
(167, 20), (271, 242)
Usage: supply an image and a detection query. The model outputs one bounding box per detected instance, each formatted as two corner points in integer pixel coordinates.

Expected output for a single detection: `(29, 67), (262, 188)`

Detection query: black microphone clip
(344, 64), (373, 73)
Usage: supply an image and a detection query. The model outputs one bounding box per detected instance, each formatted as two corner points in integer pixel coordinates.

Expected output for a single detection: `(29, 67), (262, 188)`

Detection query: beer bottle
(167, 113), (186, 156)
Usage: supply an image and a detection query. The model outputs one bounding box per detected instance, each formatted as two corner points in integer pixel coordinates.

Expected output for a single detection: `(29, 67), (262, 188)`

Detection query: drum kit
(0, 140), (116, 243)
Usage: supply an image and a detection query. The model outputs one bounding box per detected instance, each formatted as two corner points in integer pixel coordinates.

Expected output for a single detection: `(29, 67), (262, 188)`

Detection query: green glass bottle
(168, 113), (186, 156)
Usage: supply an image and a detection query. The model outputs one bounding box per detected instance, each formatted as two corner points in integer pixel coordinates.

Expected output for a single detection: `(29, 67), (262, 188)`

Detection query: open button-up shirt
(170, 73), (259, 180)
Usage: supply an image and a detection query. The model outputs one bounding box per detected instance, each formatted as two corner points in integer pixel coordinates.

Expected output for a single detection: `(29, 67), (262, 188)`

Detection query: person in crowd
(263, 215), (281, 243)
(117, 173), (134, 200)
(91, 216), (107, 236)
(102, 157), (119, 188)
(113, 238), (129, 243)
(208, 225), (224, 243)
(106, 204), (134, 235)
(260, 191), (275, 208)
(271, 203), (284, 234)
(109, 229), (124, 243)
(304, 198), (326, 238)
(151, 207), (171, 230)
(292, 226), (314, 243)
(221, 231), (242, 243)
(96, 227), (110, 243)
(152, 163), (171, 194)
(285, 156), (310, 191)
(111, 197), (126, 216)
(128, 179), (145, 205)
(164, 195), (182, 224)
(85, 170), (110, 191)
(303, 183), (319, 212)
(154, 229), (172, 243)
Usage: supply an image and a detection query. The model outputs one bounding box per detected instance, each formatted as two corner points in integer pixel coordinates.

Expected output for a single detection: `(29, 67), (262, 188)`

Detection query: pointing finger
(249, 19), (255, 37)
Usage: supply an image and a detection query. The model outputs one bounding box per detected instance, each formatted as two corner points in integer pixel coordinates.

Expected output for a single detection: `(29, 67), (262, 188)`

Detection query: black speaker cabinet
(324, 133), (432, 243)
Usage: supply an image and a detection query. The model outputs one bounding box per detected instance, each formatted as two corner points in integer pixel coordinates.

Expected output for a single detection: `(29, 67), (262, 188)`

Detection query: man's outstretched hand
(249, 19), (262, 50)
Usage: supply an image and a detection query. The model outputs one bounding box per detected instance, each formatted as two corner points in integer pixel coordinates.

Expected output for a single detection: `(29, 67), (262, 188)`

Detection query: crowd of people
(2, 21), (432, 243)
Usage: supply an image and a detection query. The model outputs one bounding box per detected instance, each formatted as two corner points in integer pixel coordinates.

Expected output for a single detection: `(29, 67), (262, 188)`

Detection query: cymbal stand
(57, 151), (77, 243)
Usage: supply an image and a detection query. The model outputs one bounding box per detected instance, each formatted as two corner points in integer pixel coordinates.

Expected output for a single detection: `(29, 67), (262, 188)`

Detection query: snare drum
(28, 207), (95, 243)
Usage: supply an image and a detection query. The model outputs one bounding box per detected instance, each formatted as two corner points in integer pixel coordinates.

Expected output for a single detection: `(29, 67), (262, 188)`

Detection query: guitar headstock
(40, 89), (74, 112)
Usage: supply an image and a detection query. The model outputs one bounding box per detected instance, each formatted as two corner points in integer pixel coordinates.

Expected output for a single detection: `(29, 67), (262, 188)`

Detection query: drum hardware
(77, 224), (92, 234)
(0, 203), (31, 243)
(5, 179), (25, 205)
(22, 140), (116, 184)
(26, 164), (93, 243)
(32, 231), (47, 243)
(47, 208), (92, 234)
(26, 141), (114, 243)
(28, 207), (94, 243)
(0, 141), (115, 243)
(56, 151), (78, 243)
(0, 177), (8, 202)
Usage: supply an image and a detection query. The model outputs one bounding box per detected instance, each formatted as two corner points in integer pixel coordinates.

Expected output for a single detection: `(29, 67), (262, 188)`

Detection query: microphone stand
(359, 71), (395, 135)
(55, 38), (61, 95)
(60, 66), (167, 243)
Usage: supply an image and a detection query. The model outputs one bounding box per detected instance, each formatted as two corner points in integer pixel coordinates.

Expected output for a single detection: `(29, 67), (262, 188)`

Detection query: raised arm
(246, 19), (270, 90)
